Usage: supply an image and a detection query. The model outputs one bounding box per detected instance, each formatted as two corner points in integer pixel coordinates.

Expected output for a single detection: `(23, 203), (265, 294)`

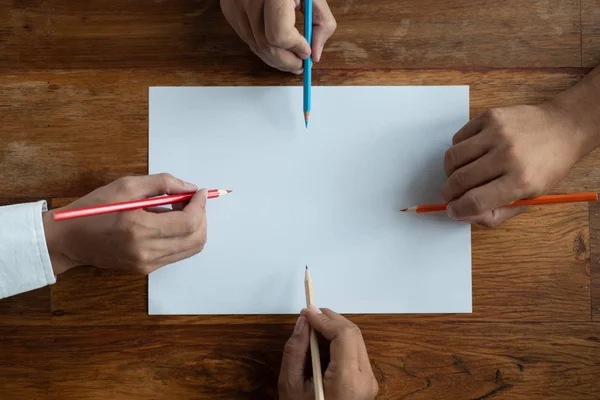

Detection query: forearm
(550, 65), (600, 156)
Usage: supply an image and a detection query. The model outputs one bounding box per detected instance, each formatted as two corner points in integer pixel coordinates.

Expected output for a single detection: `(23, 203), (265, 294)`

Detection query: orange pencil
(401, 192), (599, 213)
(53, 189), (232, 221)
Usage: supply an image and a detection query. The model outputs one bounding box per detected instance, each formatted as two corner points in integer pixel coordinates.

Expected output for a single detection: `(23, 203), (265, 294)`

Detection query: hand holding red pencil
(43, 174), (209, 276)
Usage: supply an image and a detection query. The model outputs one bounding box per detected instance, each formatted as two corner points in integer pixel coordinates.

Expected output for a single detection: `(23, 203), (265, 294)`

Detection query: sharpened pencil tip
(400, 208), (407, 212)
(227, 190), (233, 193)
(305, 265), (308, 270)
(305, 120), (308, 129)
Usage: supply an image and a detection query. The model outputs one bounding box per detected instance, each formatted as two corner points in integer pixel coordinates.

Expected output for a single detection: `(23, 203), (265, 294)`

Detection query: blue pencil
(303, 0), (312, 128)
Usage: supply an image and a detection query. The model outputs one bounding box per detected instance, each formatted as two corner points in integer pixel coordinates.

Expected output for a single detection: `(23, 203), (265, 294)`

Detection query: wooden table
(1, 0), (600, 398)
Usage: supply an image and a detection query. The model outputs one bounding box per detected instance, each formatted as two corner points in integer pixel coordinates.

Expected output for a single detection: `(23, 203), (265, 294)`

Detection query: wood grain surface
(1, 323), (599, 399)
(583, 0), (600, 67)
(0, 0), (582, 70)
(1, 0), (600, 398)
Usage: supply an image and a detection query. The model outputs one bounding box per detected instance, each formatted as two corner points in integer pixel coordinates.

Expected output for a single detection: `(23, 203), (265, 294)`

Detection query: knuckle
(190, 232), (207, 255)
(116, 176), (137, 194)
(131, 249), (153, 273)
(277, 374), (296, 396)
(484, 108), (504, 124)
(324, 18), (337, 34)
(198, 230), (207, 249)
(265, 29), (291, 48)
(450, 170), (468, 192)
(282, 337), (299, 356)
(463, 192), (486, 215)
(443, 148), (457, 176)
(257, 41), (274, 56)
(514, 168), (537, 192)
(476, 214), (498, 228)
(117, 214), (139, 239)
(183, 216), (200, 235)
(134, 249), (151, 265)
(156, 172), (176, 188)
(339, 323), (362, 338)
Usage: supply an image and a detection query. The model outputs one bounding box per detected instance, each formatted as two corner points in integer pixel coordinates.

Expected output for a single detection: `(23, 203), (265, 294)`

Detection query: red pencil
(401, 192), (599, 213)
(53, 189), (232, 221)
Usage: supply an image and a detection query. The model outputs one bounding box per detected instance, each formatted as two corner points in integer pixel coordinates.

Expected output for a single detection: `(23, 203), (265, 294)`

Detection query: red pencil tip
(227, 190), (232, 193)
(400, 208), (408, 212)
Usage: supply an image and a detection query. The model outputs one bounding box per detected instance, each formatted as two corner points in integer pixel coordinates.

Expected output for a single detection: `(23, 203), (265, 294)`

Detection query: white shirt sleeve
(0, 201), (56, 299)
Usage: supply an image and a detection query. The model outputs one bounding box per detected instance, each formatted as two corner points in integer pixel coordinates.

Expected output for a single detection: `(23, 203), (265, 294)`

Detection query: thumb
(181, 189), (208, 215)
(302, 305), (337, 341)
(462, 206), (527, 228)
(122, 173), (198, 200)
(279, 316), (310, 393)
(310, 0), (336, 62)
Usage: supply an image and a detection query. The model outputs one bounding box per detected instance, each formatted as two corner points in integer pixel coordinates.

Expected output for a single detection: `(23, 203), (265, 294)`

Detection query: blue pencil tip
(305, 120), (308, 129)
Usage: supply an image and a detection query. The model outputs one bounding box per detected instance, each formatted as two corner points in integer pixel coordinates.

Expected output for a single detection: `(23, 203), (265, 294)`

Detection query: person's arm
(551, 66), (600, 151)
(0, 201), (56, 299)
(443, 65), (600, 227)
(0, 174), (208, 299)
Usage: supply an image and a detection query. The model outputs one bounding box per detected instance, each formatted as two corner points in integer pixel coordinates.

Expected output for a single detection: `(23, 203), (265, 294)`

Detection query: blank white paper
(148, 86), (471, 315)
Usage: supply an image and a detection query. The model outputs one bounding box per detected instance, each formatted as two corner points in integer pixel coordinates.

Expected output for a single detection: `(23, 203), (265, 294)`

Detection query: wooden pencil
(304, 266), (325, 400)
(401, 192), (599, 213)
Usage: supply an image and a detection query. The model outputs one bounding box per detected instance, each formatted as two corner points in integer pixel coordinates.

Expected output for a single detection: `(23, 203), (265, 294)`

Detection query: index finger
(452, 115), (484, 145)
(320, 308), (373, 369)
(303, 307), (361, 365)
(302, 307), (349, 340)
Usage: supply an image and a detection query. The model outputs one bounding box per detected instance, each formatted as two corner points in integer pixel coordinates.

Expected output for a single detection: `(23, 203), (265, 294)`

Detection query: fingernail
(293, 69), (304, 76)
(200, 189), (208, 199)
(293, 316), (307, 334)
(446, 205), (455, 219)
(309, 304), (323, 314)
(316, 44), (324, 62)
(184, 182), (198, 191)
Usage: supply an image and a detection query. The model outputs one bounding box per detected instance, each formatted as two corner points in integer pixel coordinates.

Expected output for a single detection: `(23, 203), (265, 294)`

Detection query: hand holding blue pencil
(221, 1), (336, 77)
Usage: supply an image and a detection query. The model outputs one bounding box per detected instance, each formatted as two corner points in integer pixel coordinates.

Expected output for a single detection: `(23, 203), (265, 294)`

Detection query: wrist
(546, 69), (600, 158)
(541, 98), (596, 162)
(42, 211), (78, 275)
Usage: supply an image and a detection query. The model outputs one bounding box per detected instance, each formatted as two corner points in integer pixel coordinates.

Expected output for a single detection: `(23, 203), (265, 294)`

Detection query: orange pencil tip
(400, 208), (408, 212)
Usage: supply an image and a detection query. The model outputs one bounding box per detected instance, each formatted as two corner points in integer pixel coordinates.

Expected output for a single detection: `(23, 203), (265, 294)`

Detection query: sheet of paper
(149, 86), (471, 315)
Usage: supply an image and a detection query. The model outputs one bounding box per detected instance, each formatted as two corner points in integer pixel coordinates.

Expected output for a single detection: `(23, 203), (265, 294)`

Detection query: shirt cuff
(0, 201), (56, 299)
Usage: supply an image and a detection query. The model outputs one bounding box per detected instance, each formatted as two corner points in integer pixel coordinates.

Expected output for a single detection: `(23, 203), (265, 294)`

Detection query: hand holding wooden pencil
(278, 270), (379, 400)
